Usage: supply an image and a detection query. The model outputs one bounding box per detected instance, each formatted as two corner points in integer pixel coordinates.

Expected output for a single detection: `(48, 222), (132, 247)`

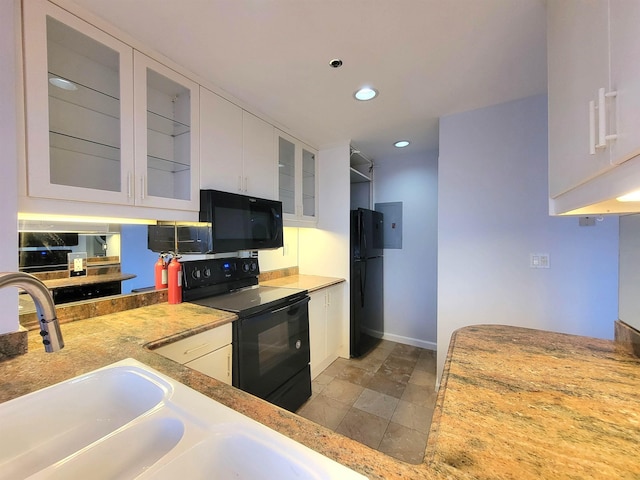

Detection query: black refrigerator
(350, 208), (384, 357)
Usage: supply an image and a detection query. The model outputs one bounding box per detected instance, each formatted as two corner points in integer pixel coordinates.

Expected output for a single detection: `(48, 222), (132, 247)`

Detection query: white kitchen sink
(0, 359), (367, 480)
(0, 364), (170, 479)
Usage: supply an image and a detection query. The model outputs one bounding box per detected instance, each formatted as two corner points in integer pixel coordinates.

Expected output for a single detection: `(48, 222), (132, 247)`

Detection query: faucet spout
(0, 272), (64, 352)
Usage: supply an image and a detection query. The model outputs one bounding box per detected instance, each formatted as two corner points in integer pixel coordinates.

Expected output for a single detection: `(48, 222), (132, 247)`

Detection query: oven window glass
(258, 321), (289, 375)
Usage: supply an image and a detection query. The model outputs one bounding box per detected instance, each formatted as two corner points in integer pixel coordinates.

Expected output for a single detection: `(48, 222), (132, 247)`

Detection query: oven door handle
(269, 296), (309, 316)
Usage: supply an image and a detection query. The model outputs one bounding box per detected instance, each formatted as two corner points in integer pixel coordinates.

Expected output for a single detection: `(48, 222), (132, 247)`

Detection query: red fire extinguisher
(154, 253), (168, 290)
(167, 254), (182, 304)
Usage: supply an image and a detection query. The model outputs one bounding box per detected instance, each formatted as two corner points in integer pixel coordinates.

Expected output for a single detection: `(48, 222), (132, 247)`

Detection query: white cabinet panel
(200, 89), (276, 198)
(308, 283), (344, 379)
(154, 323), (232, 385)
(186, 344), (233, 385)
(308, 290), (327, 377)
(243, 112), (276, 199)
(609, 0), (640, 166)
(199, 87), (243, 191)
(547, 0), (610, 198)
(548, 0), (640, 213)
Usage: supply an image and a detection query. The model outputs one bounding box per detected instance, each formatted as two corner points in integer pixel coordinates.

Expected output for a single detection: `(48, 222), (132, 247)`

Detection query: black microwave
(148, 190), (283, 254)
(199, 190), (283, 253)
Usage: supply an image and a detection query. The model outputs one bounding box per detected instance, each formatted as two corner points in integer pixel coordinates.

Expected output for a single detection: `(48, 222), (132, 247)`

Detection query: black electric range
(181, 258), (311, 412)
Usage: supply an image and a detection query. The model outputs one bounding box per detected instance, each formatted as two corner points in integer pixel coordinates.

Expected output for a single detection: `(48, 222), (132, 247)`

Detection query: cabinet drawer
(155, 323), (232, 364)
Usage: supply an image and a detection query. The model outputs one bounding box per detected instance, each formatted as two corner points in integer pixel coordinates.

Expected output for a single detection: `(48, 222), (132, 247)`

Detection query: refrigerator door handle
(360, 213), (367, 254)
(360, 260), (367, 307)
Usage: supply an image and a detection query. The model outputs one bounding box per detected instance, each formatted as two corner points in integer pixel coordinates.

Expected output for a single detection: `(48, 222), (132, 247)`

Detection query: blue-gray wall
(437, 94), (619, 382)
(374, 151), (439, 350)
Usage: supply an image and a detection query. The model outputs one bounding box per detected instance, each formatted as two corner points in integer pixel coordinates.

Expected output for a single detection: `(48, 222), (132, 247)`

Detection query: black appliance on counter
(182, 258), (311, 412)
(148, 190), (284, 254)
(350, 208), (384, 357)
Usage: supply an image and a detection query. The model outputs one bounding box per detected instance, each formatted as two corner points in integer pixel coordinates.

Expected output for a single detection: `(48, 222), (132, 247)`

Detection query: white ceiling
(69, 0), (548, 162)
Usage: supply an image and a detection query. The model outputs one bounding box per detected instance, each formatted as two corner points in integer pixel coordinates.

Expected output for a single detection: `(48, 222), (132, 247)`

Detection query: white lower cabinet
(308, 284), (344, 379)
(154, 323), (232, 385)
(185, 344), (232, 386)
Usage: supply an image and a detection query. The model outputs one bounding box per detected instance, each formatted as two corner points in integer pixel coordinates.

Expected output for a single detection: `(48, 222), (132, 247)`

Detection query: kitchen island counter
(1, 308), (639, 478)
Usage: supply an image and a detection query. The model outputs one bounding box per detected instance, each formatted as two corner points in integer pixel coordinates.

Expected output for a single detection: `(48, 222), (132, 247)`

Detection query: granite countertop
(261, 274), (344, 292)
(428, 325), (640, 479)
(41, 272), (136, 289)
(3, 276), (640, 478)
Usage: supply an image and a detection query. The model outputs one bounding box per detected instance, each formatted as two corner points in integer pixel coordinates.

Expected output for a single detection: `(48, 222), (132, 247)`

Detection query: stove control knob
(250, 262), (257, 272)
(203, 267), (211, 278)
(242, 263), (250, 273)
(191, 269), (201, 279)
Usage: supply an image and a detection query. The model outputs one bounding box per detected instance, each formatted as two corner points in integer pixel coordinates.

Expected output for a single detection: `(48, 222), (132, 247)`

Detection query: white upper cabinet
(277, 130), (318, 226)
(23, 0), (134, 205)
(22, 0), (199, 214)
(548, 0), (610, 198)
(548, 0), (640, 213)
(200, 88), (276, 199)
(133, 52), (200, 211)
(608, 1), (640, 166)
(242, 112), (276, 200)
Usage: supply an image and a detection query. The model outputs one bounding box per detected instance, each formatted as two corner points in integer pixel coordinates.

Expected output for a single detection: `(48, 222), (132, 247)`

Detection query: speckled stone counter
(2, 299), (639, 479)
(261, 274), (344, 292)
(427, 324), (640, 479)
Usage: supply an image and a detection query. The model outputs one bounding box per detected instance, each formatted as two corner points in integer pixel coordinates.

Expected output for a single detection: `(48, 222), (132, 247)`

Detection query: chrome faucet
(0, 272), (64, 352)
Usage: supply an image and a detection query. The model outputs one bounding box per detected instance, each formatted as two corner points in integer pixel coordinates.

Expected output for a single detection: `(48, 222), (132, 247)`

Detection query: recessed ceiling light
(49, 77), (77, 91)
(354, 87), (378, 101)
(394, 140), (410, 148)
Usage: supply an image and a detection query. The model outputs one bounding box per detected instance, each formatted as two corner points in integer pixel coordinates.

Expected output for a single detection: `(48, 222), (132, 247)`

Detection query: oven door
(234, 296), (310, 400)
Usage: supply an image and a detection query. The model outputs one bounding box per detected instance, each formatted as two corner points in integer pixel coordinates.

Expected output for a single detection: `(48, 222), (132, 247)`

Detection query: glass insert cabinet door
(278, 136), (296, 215)
(277, 131), (318, 221)
(23, 0), (134, 204)
(23, 0), (199, 211)
(133, 51), (199, 210)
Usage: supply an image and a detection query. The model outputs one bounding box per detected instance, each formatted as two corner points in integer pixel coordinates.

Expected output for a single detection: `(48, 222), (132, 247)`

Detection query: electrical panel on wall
(375, 202), (403, 249)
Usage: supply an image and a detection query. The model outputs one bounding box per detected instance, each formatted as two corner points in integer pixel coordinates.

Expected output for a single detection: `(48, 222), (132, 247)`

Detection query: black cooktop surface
(189, 285), (306, 317)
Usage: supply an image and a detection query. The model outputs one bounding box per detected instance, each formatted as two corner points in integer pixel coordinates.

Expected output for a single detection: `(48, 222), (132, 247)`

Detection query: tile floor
(296, 340), (437, 464)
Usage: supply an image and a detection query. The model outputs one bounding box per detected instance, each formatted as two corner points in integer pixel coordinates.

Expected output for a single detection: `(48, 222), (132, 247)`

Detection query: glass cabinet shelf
(48, 72), (119, 119)
(49, 131), (120, 163)
(147, 154), (191, 173)
(147, 110), (190, 137)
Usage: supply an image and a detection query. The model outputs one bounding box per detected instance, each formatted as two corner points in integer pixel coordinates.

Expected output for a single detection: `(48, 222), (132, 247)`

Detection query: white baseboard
(361, 326), (437, 351)
(381, 332), (437, 351)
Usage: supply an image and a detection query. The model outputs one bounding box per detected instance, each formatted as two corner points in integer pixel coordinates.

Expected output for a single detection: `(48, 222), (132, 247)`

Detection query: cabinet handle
(589, 100), (596, 155)
(244, 176), (248, 192)
(140, 176), (145, 200)
(604, 90), (618, 142)
(596, 88), (619, 149)
(183, 343), (211, 356)
(127, 172), (133, 198)
(227, 351), (231, 378)
(597, 88), (607, 148)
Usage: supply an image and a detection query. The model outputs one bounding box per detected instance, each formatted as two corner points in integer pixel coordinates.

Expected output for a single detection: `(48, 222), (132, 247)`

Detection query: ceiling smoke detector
(329, 59), (343, 68)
